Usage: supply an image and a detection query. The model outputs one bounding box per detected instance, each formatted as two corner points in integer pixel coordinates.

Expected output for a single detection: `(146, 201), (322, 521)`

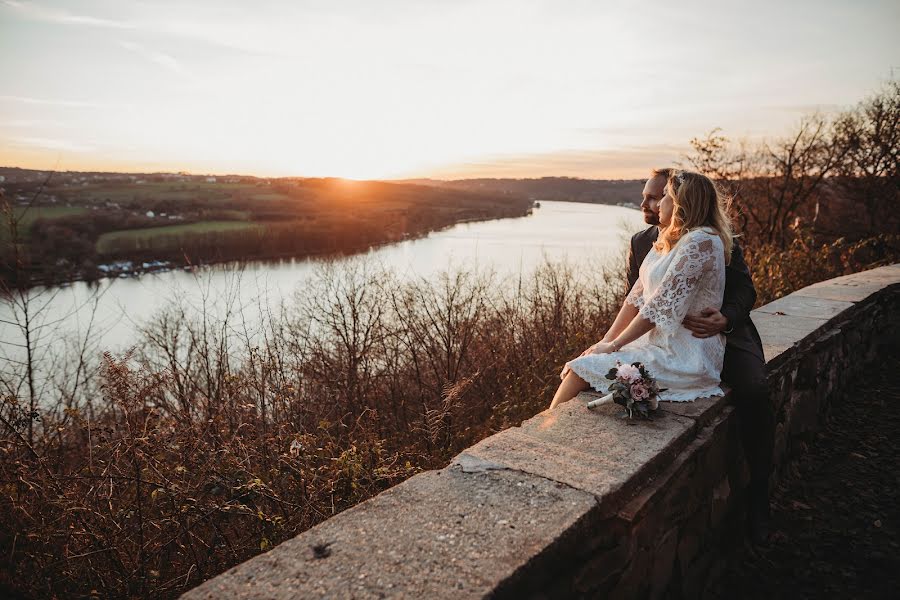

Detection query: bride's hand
(579, 342), (600, 357)
(589, 342), (616, 355)
(580, 341), (614, 356)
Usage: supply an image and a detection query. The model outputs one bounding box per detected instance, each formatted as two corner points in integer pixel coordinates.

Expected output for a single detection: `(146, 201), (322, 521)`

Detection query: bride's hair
(653, 170), (734, 264)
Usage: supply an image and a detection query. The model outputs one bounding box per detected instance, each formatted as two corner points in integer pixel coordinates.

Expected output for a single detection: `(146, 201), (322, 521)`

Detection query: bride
(549, 169), (733, 410)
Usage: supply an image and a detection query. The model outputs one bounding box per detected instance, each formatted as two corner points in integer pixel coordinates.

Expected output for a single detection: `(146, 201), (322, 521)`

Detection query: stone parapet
(183, 264), (900, 599)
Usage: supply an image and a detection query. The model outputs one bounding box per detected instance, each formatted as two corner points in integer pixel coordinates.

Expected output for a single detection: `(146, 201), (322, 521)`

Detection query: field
(59, 181), (294, 207)
(96, 221), (265, 255)
(1, 173), (534, 284)
(0, 206), (89, 240)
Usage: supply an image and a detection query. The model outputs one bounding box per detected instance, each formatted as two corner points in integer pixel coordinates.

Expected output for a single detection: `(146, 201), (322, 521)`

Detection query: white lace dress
(563, 227), (727, 402)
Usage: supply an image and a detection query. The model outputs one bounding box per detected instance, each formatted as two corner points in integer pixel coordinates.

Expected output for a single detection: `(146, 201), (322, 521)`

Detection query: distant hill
(394, 177), (644, 207)
(0, 168), (645, 207)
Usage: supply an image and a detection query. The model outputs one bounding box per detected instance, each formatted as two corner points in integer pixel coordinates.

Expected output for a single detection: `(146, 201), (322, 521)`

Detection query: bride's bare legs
(549, 371), (590, 410)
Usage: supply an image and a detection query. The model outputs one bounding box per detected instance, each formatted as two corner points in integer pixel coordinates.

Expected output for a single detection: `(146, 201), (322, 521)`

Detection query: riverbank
(1, 173), (535, 289)
(3, 203), (539, 287)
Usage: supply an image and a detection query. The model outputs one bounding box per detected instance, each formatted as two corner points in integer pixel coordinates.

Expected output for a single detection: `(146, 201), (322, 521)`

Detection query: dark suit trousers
(722, 344), (774, 502)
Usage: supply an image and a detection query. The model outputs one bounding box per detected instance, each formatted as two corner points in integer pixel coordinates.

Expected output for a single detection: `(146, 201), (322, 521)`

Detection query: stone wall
(183, 264), (900, 600)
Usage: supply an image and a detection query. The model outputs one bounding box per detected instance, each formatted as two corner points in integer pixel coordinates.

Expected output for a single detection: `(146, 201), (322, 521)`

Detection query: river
(0, 201), (645, 358)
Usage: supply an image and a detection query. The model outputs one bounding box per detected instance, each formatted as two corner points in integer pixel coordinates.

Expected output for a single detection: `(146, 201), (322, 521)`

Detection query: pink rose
(631, 382), (650, 399)
(616, 364), (642, 381)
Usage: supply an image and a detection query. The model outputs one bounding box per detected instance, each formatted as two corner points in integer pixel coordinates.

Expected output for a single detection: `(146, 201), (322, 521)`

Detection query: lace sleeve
(625, 276), (644, 309)
(639, 232), (720, 335)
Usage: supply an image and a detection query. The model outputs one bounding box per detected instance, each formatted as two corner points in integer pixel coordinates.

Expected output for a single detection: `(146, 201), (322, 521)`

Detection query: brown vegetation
(0, 258), (623, 598)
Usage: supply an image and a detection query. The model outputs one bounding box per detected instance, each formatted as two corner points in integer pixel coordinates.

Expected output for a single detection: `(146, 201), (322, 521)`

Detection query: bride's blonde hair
(653, 170), (734, 264)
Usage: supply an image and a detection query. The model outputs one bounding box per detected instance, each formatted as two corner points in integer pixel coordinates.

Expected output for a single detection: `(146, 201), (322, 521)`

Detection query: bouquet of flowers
(586, 361), (665, 419)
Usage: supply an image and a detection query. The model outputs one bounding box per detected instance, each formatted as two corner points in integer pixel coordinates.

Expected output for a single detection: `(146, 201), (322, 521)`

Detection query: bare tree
(832, 80), (900, 231)
(0, 184), (107, 446)
(686, 114), (849, 248)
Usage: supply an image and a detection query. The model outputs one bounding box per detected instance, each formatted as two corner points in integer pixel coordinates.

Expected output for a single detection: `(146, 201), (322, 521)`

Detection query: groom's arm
(720, 239), (757, 332)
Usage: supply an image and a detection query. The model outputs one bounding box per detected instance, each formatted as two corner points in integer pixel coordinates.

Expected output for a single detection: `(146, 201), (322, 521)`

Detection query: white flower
(616, 364), (642, 381)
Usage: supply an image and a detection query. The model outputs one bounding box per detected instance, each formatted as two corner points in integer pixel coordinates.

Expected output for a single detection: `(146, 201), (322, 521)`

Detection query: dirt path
(709, 350), (900, 599)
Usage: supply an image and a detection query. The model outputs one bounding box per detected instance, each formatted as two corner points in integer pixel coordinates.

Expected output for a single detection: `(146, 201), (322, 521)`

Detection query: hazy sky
(1, 0), (898, 179)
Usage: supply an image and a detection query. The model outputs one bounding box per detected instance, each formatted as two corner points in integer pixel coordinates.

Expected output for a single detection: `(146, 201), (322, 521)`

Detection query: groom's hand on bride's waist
(683, 308), (729, 338)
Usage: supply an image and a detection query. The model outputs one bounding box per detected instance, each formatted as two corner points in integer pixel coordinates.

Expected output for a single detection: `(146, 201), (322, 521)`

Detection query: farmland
(0, 206), (88, 241)
(0, 169), (534, 286)
(96, 221), (265, 255)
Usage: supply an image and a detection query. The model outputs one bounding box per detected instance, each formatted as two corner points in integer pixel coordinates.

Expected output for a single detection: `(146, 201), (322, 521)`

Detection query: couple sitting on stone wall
(549, 168), (775, 543)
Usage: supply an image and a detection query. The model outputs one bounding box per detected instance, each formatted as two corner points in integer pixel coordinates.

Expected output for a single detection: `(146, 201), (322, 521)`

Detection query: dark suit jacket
(626, 226), (765, 362)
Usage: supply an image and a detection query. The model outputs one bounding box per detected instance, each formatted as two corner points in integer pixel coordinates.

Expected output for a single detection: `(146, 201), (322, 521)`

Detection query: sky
(1, 0), (898, 180)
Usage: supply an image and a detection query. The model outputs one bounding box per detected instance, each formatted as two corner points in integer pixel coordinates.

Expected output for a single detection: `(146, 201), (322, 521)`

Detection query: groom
(627, 168), (775, 543)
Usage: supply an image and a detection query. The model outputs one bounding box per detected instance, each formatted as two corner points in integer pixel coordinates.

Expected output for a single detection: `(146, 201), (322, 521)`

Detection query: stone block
(649, 526), (679, 600)
(573, 540), (632, 595)
(630, 499), (666, 552)
(795, 344), (835, 389)
(458, 399), (696, 513)
(710, 478), (731, 528)
(794, 265), (900, 303)
(751, 311), (833, 367)
(794, 280), (887, 303)
(608, 553), (651, 600)
(676, 508), (708, 572)
(578, 515), (630, 558)
(769, 373), (792, 413)
(183, 466), (597, 600)
(617, 433), (701, 526)
(694, 409), (733, 491)
(659, 392), (729, 428)
(754, 294), (854, 321)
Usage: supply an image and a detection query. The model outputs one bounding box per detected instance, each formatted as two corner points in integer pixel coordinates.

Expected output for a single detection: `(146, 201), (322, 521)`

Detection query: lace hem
(638, 301), (679, 335)
(625, 291), (644, 310)
(565, 358), (723, 404)
(566, 360), (615, 395)
(658, 387), (724, 403)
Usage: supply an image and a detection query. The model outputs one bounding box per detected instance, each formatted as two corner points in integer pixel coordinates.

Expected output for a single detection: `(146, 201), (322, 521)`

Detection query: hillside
(0, 168), (534, 286)
(396, 176), (644, 206)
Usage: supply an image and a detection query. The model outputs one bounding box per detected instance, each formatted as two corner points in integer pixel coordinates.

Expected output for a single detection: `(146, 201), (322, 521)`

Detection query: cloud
(0, 95), (116, 109)
(10, 136), (95, 153)
(424, 145), (688, 180)
(2, 0), (135, 29)
(1, 0), (263, 56)
(0, 118), (73, 128)
(118, 40), (188, 77)
(762, 103), (846, 115)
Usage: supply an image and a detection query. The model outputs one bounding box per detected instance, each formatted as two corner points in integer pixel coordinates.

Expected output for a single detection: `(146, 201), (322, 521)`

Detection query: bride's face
(659, 185), (675, 227)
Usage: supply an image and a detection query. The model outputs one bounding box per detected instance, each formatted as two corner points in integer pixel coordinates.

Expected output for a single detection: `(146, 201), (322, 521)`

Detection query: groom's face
(640, 175), (666, 225)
